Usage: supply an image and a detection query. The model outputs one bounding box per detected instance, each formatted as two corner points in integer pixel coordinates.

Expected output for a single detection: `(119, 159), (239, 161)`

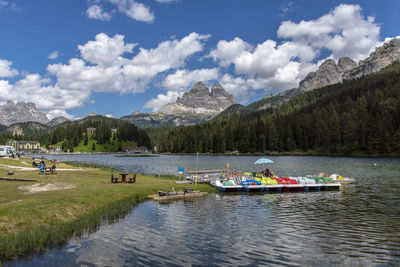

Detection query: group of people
(32, 157), (57, 175)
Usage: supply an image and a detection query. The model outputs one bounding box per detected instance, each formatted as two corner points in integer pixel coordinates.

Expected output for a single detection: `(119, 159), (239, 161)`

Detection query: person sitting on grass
(50, 164), (57, 174)
(38, 164), (45, 175)
(38, 162), (47, 175)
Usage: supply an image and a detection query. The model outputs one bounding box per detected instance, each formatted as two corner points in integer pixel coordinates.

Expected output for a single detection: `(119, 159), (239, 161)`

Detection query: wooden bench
(111, 173), (119, 183)
(128, 174), (136, 184)
(158, 190), (168, 196)
(45, 167), (57, 175)
(184, 187), (193, 193)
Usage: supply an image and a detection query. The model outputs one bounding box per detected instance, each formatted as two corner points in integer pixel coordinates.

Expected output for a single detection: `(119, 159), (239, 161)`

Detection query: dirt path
(19, 183), (76, 194)
(0, 164), (86, 171)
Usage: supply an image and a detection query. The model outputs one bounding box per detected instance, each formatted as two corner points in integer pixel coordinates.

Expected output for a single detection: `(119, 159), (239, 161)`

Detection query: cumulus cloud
(78, 33), (136, 67)
(86, 4), (112, 21)
(46, 109), (75, 120)
(209, 37), (252, 67)
(86, 0), (154, 23)
(48, 51), (59, 60)
(0, 59), (18, 78)
(108, 0), (154, 22)
(163, 68), (219, 90)
(277, 4), (380, 61)
(0, 73), (90, 117)
(210, 3), (381, 98)
(143, 90), (183, 112)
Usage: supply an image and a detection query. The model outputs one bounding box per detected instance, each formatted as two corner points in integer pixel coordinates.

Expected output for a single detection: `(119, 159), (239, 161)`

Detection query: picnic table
(111, 173), (136, 183)
(119, 173), (128, 183)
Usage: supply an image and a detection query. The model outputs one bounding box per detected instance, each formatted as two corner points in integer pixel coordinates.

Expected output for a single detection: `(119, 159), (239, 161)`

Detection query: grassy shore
(0, 157), (214, 262)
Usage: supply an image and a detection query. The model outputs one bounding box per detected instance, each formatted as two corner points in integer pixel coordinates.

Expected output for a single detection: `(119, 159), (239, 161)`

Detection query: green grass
(54, 133), (138, 153)
(0, 157), (214, 260)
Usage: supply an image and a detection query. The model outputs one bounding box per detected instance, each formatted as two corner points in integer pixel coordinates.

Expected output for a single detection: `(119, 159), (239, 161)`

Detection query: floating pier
(148, 190), (208, 201)
(214, 183), (341, 193)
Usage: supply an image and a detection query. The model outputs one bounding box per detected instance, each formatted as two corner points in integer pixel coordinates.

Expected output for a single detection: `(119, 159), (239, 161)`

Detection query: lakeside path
(0, 157), (214, 261)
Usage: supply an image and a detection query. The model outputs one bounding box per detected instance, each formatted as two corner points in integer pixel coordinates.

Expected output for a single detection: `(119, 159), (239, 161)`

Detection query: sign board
(177, 166), (185, 173)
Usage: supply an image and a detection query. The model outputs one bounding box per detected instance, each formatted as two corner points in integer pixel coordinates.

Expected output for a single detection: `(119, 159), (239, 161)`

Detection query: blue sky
(0, 0), (399, 120)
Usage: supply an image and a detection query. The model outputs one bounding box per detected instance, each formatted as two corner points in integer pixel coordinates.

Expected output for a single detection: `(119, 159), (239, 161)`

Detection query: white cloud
(2, 32), (210, 116)
(86, 4), (112, 21)
(47, 109), (75, 120)
(122, 32), (210, 92)
(155, 0), (178, 3)
(277, 4), (380, 61)
(78, 33), (136, 67)
(163, 68), (219, 90)
(45, 32), (208, 103)
(0, 73), (90, 117)
(143, 90), (183, 112)
(219, 74), (261, 104)
(210, 38), (315, 92)
(48, 51), (59, 60)
(108, 0), (154, 22)
(280, 1), (295, 17)
(210, 4), (381, 99)
(209, 37), (252, 67)
(0, 59), (18, 78)
(0, 1), (20, 12)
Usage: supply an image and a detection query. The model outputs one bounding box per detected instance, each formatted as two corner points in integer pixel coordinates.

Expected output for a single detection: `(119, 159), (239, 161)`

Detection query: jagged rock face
(157, 81), (234, 115)
(0, 101), (49, 126)
(298, 57), (357, 92)
(343, 38), (400, 81)
(131, 109), (141, 115)
(262, 38), (400, 110)
(120, 112), (215, 128)
(46, 116), (70, 127)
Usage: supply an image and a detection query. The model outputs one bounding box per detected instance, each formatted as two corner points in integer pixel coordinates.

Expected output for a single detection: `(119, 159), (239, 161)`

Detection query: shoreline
(0, 157), (213, 261)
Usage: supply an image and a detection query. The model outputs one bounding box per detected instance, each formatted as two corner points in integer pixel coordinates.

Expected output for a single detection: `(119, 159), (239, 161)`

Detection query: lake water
(8, 155), (400, 266)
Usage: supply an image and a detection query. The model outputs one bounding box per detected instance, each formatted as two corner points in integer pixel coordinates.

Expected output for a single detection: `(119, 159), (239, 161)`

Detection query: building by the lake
(6, 139), (41, 152)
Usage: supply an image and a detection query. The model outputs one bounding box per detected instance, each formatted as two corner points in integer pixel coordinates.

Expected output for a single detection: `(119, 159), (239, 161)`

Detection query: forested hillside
(43, 116), (151, 152)
(160, 62), (400, 156)
(0, 116), (152, 152)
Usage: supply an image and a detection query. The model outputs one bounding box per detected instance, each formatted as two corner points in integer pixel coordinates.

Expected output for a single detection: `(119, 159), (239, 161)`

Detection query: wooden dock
(148, 191), (208, 201)
(188, 169), (225, 174)
(0, 177), (36, 182)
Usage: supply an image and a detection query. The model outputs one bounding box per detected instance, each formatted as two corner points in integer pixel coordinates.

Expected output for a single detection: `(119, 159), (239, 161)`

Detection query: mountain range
(0, 38), (399, 132)
(227, 38), (400, 113)
(120, 82), (234, 127)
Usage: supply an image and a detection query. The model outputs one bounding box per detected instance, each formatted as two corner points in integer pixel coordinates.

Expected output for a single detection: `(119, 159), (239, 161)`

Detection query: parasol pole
(195, 152), (198, 186)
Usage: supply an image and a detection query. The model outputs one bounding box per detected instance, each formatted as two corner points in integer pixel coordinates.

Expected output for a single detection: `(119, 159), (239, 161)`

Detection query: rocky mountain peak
(158, 81), (234, 115)
(0, 100), (49, 126)
(210, 83), (223, 95)
(343, 38), (400, 81)
(338, 57), (357, 72)
(131, 109), (142, 115)
(189, 81), (209, 95)
(5, 100), (15, 106)
(298, 57), (357, 92)
(46, 116), (70, 127)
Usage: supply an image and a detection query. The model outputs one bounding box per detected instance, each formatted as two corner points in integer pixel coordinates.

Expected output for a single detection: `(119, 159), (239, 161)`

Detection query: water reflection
(10, 190), (400, 267)
(9, 155), (400, 266)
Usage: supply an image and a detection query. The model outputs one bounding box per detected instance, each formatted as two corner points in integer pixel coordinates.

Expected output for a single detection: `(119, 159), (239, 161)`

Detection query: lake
(8, 155), (400, 266)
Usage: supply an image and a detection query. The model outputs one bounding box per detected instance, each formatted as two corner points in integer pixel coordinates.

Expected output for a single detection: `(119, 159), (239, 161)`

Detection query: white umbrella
(254, 158), (273, 164)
